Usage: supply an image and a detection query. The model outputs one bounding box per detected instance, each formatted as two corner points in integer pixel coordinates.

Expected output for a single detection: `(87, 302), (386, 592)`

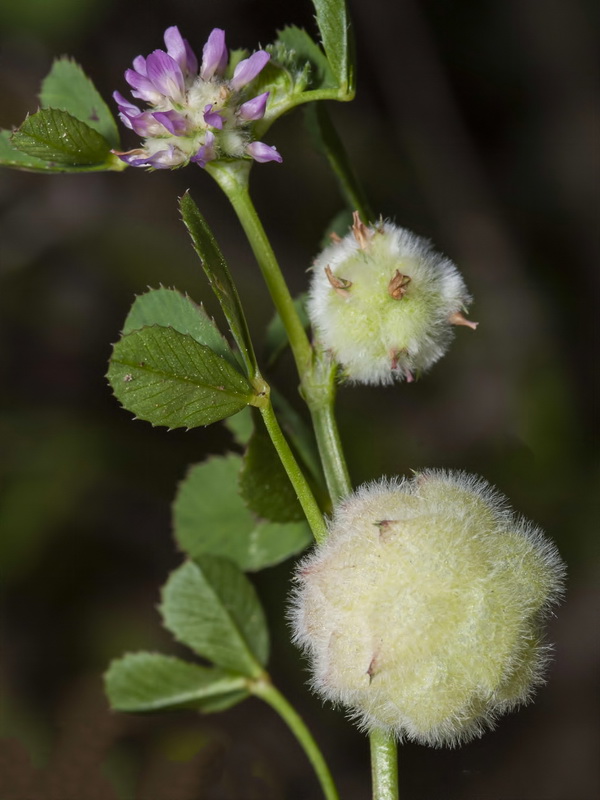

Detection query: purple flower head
(114, 26), (282, 170)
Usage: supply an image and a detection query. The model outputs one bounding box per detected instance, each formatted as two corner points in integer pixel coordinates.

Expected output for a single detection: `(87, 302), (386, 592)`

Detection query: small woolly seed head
(291, 471), (565, 747)
(307, 216), (475, 385)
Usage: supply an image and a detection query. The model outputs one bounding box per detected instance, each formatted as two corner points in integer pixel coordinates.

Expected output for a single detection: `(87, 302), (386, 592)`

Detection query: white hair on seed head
(308, 219), (475, 385)
(290, 470), (565, 747)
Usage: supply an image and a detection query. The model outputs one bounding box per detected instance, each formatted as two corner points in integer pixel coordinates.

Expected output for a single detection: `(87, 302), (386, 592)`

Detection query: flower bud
(291, 471), (565, 746)
(307, 216), (476, 384)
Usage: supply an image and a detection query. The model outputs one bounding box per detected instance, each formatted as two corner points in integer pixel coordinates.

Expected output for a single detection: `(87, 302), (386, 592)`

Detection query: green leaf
(105, 652), (249, 713)
(180, 192), (258, 378)
(173, 455), (311, 570)
(160, 558), (269, 677)
(40, 58), (120, 149)
(123, 287), (239, 370)
(240, 419), (305, 523)
(245, 519), (311, 569)
(311, 0), (355, 93)
(0, 129), (67, 172)
(276, 25), (335, 90)
(1, 126), (123, 173)
(108, 326), (256, 429)
(10, 108), (113, 167)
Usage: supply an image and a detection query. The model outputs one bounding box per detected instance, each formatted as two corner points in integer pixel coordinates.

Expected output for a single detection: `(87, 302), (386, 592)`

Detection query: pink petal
(238, 91), (269, 121)
(246, 141), (282, 163)
(230, 51), (270, 90)
(200, 28), (228, 80)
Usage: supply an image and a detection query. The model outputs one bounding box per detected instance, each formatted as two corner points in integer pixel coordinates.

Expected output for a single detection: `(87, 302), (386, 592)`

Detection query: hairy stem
(251, 676), (340, 800)
(370, 729), (399, 800)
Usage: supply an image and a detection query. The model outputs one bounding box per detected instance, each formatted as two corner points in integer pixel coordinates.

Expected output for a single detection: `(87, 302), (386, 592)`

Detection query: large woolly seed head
(291, 471), (565, 747)
(307, 216), (476, 385)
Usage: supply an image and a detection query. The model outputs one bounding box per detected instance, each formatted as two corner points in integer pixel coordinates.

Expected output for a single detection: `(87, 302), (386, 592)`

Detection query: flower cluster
(291, 471), (565, 746)
(113, 26), (282, 169)
(308, 214), (476, 384)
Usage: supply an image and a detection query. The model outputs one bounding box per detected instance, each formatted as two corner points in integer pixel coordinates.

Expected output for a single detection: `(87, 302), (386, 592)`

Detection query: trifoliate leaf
(160, 558), (269, 677)
(40, 58), (120, 148)
(105, 652), (249, 712)
(173, 455), (311, 570)
(10, 108), (114, 167)
(108, 326), (257, 429)
(180, 193), (258, 379)
(123, 287), (239, 370)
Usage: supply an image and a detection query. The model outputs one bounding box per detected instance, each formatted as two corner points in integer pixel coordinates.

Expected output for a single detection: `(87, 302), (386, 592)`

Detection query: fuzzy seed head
(291, 471), (565, 747)
(307, 220), (474, 384)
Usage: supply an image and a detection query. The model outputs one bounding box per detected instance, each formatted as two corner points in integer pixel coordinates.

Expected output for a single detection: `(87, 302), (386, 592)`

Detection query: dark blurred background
(0, 0), (598, 798)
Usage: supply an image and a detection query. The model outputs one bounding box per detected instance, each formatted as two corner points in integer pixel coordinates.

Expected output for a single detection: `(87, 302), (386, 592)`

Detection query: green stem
(260, 400), (327, 544)
(370, 730), (399, 800)
(310, 402), (351, 502)
(210, 158), (397, 800)
(252, 677), (340, 800)
(207, 161), (312, 378)
(209, 160), (351, 512)
(208, 162), (353, 505)
(254, 87), (355, 137)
